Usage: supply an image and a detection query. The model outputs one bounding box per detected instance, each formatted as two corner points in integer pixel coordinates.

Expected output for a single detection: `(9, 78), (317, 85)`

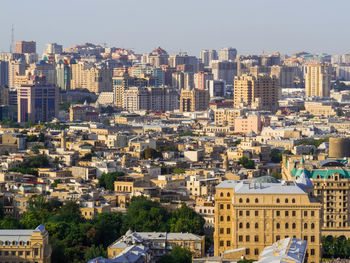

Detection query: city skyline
(1, 0), (350, 56)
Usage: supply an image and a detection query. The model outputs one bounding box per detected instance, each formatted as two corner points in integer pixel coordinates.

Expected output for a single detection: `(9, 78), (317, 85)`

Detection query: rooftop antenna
(10, 24), (14, 53)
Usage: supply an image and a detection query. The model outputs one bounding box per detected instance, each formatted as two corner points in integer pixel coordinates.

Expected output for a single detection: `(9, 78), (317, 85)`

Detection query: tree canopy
(98, 171), (124, 191)
(238, 157), (255, 169)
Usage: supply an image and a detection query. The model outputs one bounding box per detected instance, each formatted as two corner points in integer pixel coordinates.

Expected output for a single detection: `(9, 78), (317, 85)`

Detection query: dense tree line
(322, 236), (350, 258)
(0, 196), (205, 263)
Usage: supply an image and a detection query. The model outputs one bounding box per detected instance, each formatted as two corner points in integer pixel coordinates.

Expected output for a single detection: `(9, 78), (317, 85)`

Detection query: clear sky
(0, 0), (349, 56)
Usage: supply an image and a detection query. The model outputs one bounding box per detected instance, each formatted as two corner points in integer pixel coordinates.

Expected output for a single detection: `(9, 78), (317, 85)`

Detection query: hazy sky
(0, 0), (349, 56)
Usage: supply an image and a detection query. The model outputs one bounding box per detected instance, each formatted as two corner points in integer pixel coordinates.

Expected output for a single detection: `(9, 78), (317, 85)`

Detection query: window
(220, 228), (224, 234)
(304, 223), (308, 229)
(285, 223), (289, 229)
(311, 249), (315, 255)
(239, 198), (243, 203)
(239, 211), (243, 216)
(11, 251), (16, 256)
(227, 216), (231, 221)
(246, 235), (250, 242)
(276, 211), (280, 216)
(246, 198), (250, 203)
(226, 228), (231, 234)
(285, 211), (289, 216)
(220, 216), (224, 222)
(246, 223), (250, 229)
(292, 198), (295, 203)
(285, 198), (289, 203)
(220, 204), (224, 209)
(226, 241), (231, 246)
(246, 248), (250, 255)
(220, 241), (224, 247)
(255, 211), (259, 216)
(292, 211), (296, 216)
(220, 192), (224, 197)
(254, 248), (259, 255)
(227, 192), (230, 197)
(255, 198), (259, 203)
(304, 211), (308, 217)
(239, 223), (243, 229)
(292, 223), (296, 229)
(239, 235), (243, 242)
(311, 236), (315, 242)
(304, 236), (308, 241)
(276, 223), (280, 229)
(276, 235), (280, 241)
(254, 235), (259, 242)
(311, 223), (315, 229)
(227, 204), (230, 209)
(276, 198), (280, 203)
(246, 211), (250, 216)
(255, 223), (259, 229)
(311, 211), (315, 216)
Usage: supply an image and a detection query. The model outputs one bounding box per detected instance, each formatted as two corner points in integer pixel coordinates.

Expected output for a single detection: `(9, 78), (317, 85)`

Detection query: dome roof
(254, 175), (280, 184)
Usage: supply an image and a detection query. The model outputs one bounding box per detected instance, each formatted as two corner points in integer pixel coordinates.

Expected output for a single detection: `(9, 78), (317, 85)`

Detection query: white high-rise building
(200, 50), (217, 67)
(218, 47), (237, 61)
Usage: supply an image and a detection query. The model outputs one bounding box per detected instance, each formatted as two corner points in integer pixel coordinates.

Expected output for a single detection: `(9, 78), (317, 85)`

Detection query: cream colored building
(234, 74), (279, 112)
(180, 89), (209, 112)
(304, 63), (331, 97)
(214, 177), (322, 263)
(304, 102), (337, 117)
(0, 225), (51, 263)
(214, 108), (244, 126)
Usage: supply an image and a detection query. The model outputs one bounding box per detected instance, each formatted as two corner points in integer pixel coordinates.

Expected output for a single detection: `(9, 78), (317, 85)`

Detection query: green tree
(169, 205), (205, 235)
(103, 119), (110, 126)
(0, 216), (21, 229)
(271, 171), (282, 180)
(270, 149), (282, 163)
(123, 196), (169, 233)
(142, 148), (162, 159)
(85, 244), (107, 261)
(173, 168), (186, 174)
(24, 120), (35, 128)
(98, 172), (124, 191)
(238, 157), (255, 169)
(158, 247), (192, 263)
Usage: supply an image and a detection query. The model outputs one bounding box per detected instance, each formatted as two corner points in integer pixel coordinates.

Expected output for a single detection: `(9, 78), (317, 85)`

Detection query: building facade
(304, 63), (331, 97)
(180, 88), (209, 112)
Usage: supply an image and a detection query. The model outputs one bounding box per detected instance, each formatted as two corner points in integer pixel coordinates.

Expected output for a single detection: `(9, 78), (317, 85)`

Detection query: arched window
(12, 241), (16, 245)
(285, 223), (289, 229)
(292, 198), (295, 203)
(199, 209), (202, 213)
(311, 223), (315, 229)
(239, 198), (243, 203)
(246, 198), (250, 203)
(227, 216), (231, 221)
(285, 198), (289, 203)
(220, 192), (224, 197)
(276, 223), (280, 229)
(239, 222), (243, 229)
(227, 192), (230, 197)
(255, 223), (259, 229)
(276, 198), (280, 203)
(255, 198), (259, 203)
(304, 223), (308, 229)
(246, 223), (250, 229)
(220, 216), (224, 222)
(292, 223), (296, 229)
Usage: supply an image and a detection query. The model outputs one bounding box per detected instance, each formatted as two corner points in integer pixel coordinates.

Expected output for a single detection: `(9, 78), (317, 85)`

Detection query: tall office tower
(8, 59), (27, 88)
(17, 77), (59, 123)
(26, 61), (57, 85)
(0, 61), (9, 86)
(180, 88), (209, 112)
(43, 43), (63, 55)
(214, 178), (322, 263)
(200, 50), (218, 67)
(14, 41), (36, 54)
(56, 59), (74, 91)
(208, 80), (226, 98)
(194, 72), (213, 90)
(141, 47), (169, 67)
(304, 63), (331, 97)
(270, 65), (295, 89)
(123, 86), (149, 112)
(218, 47), (237, 61)
(211, 60), (237, 85)
(234, 74), (279, 112)
(0, 86), (9, 105)
(168, 53), (198, 72)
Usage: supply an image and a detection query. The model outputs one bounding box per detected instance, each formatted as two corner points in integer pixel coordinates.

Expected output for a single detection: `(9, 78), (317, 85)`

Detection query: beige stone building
(304, 63), (331, 97)
(234, 74), (279, 112)
(214, 108), (244, 127)
(180, 88), (209, 112)
(304, 102), (337, 117)
(214, 177), (322, 263)
(0, 225), (51, 263)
